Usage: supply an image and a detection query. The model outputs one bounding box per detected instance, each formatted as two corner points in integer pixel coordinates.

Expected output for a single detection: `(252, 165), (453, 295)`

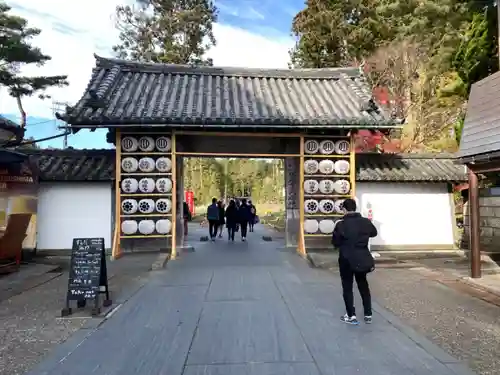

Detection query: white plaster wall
(36, 182), (112, 250)
(355, 183), (454, 247)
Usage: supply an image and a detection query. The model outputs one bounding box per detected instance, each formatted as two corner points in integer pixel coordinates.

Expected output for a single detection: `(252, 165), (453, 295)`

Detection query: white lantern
(121, 178), (139, 193)
(304, 219), (319, 233)
(138, 199), (155, 213)
(304, 160), (319, 175)
(304, 199), (319, 214)
(121, 220), (138, 235)
(334, 199), (345, 213)
(138, 157), (155, 172)
(319, 219), (335, 234)
(304, 180), (319, 194)
(304, 140), (320, 154)
(156, 137), (172, 152)
(138, 178), (155, 193)
(122, 199), (138, 214)
(334, 160), (350, 175)
(138, 136), (155, 152)
(156, 219), (172, 234)
(319, 199), (335, 214)
(121, 157), (138, 172)
(138, 220), (155, 235)
(318, 159), (335, 174)
(319, 140), (335, 155)
(334, 179), (351, 194)
(335, 140), (350, 154)
(156, 157), (172, 172)
(121, 136), (138, 152)
(319, 180), (335, 194)
(156, 198), (172, 213)
(156, 178), (172, 193)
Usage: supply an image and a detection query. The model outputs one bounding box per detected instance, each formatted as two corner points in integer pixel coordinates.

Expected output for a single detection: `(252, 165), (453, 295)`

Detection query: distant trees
(183, 158), (284, 205)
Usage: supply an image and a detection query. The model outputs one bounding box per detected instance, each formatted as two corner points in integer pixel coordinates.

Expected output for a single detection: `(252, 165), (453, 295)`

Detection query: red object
(367, 209), (373, 221)
(185, 190), (194, 214)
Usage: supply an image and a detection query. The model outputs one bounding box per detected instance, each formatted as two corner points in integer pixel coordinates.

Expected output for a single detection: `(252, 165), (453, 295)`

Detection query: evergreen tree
(113, 0), (217, 65)
(0, 3), (68, 129)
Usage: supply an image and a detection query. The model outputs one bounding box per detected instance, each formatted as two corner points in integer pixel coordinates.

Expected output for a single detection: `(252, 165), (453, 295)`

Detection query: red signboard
(185, 190), (194, 215)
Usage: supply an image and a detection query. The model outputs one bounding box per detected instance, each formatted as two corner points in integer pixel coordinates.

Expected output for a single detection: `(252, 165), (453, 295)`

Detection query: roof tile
(60, 56), (398, 129)
(23, 149), (466, 183)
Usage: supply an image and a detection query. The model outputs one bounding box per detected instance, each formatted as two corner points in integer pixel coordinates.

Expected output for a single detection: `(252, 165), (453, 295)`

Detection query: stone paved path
(27, 226), (475, 375)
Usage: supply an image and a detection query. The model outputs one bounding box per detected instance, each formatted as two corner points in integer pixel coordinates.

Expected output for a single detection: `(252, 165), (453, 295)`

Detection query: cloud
(1, 0), (294, 120)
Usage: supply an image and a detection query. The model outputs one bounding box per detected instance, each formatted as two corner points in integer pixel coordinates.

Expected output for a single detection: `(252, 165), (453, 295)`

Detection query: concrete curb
(151, 253), (170, 270)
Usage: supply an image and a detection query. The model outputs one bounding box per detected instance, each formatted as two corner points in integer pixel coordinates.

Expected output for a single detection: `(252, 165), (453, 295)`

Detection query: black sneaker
(340, 314), (359, 325)
(364, 316), (372, 324)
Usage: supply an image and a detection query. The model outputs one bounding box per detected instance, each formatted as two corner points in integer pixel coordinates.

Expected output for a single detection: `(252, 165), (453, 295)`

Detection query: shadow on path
(26, 225), (475, 375)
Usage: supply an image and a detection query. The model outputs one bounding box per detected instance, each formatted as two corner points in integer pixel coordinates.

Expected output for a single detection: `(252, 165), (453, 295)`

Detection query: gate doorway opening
(182, 156), (286, 235)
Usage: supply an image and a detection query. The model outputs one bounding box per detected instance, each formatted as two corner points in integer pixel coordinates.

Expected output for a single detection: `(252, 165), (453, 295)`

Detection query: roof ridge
(93, 54), (362, 80)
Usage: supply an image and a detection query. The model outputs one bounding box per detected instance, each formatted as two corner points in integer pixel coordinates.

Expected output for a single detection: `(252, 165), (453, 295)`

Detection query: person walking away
(217, 201), (225, 238)
(225, 200), (238, 241)
(248, 200), (257, 232)
(183, 201), (192, 236)
(332, 198), (377, 325)
(206, 198), (219, 241)
(238, 199), (252, 241)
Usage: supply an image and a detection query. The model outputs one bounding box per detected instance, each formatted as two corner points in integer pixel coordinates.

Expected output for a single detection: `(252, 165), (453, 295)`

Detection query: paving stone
(26, 226), (476, 375)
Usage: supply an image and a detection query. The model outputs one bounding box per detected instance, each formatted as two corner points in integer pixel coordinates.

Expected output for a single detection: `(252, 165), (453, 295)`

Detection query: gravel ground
(0, 274), (88, 375)
(0, 254), (156, 375)
(367, 268), (500, 375)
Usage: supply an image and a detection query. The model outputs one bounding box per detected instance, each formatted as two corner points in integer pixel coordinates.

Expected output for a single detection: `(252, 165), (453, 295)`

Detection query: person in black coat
(332, 198), (377, 325)
(237, 198), (252, 241)
(248, 200), (257, 232)
(225, 200), (238, 241)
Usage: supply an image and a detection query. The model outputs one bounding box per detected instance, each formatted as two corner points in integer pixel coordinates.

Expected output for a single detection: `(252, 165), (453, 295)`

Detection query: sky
(0, 0), (302, 148)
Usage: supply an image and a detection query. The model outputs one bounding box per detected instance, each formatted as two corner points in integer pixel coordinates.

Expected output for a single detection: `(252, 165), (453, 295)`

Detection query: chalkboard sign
(61, 238), (111, 317)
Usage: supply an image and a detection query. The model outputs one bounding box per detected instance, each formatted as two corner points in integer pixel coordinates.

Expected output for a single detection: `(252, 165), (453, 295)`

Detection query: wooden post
(468, 167), (481, 278)
(349, 133), (356, 197)
(112, 129), (122, 260)
(171, 132), (177, 260)
(298, 135), (306, 257)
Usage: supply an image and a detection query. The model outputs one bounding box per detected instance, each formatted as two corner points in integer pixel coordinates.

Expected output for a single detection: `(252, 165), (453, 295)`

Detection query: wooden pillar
(468, 167), (481, 278)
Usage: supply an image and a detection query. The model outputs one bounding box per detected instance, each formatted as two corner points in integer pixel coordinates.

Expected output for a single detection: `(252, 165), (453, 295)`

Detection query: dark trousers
(240, 221), (248, 238)
(208, 220), (218, 238)
(249, 218), (255, 232)
(227, 223), (236, 241)
(339, 256), (372, 317)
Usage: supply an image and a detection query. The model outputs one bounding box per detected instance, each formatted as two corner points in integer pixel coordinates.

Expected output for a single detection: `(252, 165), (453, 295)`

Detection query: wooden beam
(468, 167), (481, 278)
(298, 135), (306, 257)
(171, 132), (177, 260)
(112, 129), (122, 260)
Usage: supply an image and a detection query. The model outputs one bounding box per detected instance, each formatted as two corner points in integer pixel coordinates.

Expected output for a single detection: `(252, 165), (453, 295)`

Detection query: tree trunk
(15, 95), (27, 128)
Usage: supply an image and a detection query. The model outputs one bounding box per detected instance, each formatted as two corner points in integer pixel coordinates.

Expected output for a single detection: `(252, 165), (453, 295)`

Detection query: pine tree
(0, 3), (68, 128)
(113, 0), (217, 65)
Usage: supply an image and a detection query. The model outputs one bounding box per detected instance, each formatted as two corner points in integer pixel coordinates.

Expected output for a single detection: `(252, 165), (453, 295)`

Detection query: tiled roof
(457, 72), (500, 162)
(357, 153), (466, 182)
(0, 115), (24, 139)
(24, 149), (114, 181)
(58, 55), (399, 129)
(24, 149), (466, 182)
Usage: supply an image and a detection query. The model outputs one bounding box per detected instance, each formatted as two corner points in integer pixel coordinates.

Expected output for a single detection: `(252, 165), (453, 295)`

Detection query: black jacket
(238, 204), (252, 223)
(225, 205), (238, 225)
(332, 212), (377, 273)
